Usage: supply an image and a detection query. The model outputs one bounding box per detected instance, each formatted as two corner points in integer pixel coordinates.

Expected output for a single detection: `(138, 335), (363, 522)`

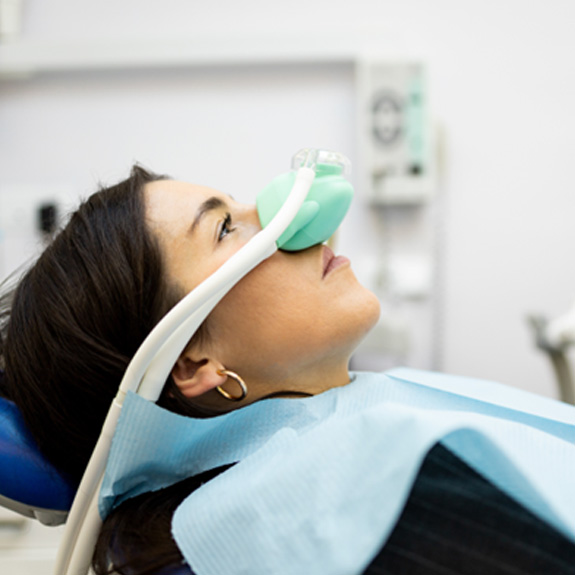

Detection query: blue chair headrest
(0, 396), (76, 525)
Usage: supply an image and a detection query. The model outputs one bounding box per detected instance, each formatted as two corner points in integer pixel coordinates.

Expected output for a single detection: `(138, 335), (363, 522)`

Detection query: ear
(171, 355), (228, 399)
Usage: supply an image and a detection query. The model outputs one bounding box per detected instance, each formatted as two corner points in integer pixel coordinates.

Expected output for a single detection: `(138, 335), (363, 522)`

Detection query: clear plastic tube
(291, 148), (351, 175)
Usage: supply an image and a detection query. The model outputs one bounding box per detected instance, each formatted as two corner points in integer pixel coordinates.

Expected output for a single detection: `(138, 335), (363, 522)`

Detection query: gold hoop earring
(216, 369), (248, 402)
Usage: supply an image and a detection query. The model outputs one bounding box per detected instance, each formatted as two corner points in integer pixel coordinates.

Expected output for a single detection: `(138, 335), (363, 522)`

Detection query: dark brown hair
(0, 166), (174, 480)
(93, 465), (232, 575)
(0, 165), (210, 574)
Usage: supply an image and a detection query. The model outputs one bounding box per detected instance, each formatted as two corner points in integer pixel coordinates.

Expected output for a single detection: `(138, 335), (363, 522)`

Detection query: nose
(236, 202), (263, 241)
(247, 204), (263, 231)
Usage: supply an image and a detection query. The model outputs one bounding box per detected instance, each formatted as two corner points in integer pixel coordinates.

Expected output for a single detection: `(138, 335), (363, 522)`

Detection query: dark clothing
(363, 443), (575, 574)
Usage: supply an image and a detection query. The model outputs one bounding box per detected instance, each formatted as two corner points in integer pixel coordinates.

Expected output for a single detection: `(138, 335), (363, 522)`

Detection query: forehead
(144, 180), (222, 230)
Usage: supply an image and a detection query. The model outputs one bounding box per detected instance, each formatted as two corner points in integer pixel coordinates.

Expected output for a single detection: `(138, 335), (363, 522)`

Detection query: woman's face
(145, 179), (380, 406)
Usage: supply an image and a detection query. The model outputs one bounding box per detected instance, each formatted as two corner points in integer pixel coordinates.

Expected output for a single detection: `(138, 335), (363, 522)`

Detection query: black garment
(170, 444), (575, 575)
(363, 443), (575, 575)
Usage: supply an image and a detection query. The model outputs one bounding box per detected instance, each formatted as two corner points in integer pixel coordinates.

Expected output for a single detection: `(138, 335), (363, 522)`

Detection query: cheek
(208, 263), (313, 350)
(206, 259), (381, 368)
(204, 260), (320, 368)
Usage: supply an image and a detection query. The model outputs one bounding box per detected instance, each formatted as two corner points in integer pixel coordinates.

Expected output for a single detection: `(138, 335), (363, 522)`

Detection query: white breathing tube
(54, 154), (318, 575)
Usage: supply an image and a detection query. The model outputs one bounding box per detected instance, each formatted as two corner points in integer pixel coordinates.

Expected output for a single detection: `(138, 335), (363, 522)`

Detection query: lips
(322, 245), (350, 278)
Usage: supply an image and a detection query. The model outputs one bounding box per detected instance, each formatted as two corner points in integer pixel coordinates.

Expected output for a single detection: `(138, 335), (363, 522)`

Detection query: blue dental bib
(99, 369), (575, 575)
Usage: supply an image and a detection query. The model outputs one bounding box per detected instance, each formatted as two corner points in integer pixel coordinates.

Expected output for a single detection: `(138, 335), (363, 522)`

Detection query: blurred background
(1, 1), (575, 571)
(2, 0), (575, 397)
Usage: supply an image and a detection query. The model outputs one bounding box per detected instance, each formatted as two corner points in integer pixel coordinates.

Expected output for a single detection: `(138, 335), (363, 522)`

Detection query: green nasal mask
(256, 162), (354, 251)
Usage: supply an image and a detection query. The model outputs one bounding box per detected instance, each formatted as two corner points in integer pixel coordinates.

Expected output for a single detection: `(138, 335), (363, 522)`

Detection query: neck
(248, 358), (352, 403)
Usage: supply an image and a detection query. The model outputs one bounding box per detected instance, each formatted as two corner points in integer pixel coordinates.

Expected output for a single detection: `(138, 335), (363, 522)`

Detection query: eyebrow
(190, 196), (227, 234)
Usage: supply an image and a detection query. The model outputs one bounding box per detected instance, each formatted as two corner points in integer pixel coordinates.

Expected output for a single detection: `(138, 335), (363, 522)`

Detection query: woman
(1, 166), (574, 575)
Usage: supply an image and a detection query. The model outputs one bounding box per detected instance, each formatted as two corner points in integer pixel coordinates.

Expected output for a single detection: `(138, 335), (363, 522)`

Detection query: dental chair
(0, 397), (193, 573)
(0, 395), (75, 526)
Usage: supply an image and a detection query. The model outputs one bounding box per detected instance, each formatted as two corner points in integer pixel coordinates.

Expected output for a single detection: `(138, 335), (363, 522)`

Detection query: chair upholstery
(0, 396), (76, 525)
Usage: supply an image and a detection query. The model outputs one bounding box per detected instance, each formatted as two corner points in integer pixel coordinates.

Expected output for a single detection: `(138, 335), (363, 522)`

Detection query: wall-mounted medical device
(0, 186), (72, 282)
(353, 59), (442, 371)
(357, 60), (435, 205)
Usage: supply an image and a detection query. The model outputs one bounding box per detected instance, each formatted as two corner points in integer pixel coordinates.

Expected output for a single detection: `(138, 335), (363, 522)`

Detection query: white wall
(2, 0), (575, 399)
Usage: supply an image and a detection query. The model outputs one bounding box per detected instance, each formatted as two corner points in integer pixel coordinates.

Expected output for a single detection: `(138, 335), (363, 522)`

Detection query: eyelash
(218, 213), (235, 241)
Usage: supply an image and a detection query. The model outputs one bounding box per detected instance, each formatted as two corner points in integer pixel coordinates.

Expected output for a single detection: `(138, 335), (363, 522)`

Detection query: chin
(344, 286), (381, 352)
(360, 288), (382, 335)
